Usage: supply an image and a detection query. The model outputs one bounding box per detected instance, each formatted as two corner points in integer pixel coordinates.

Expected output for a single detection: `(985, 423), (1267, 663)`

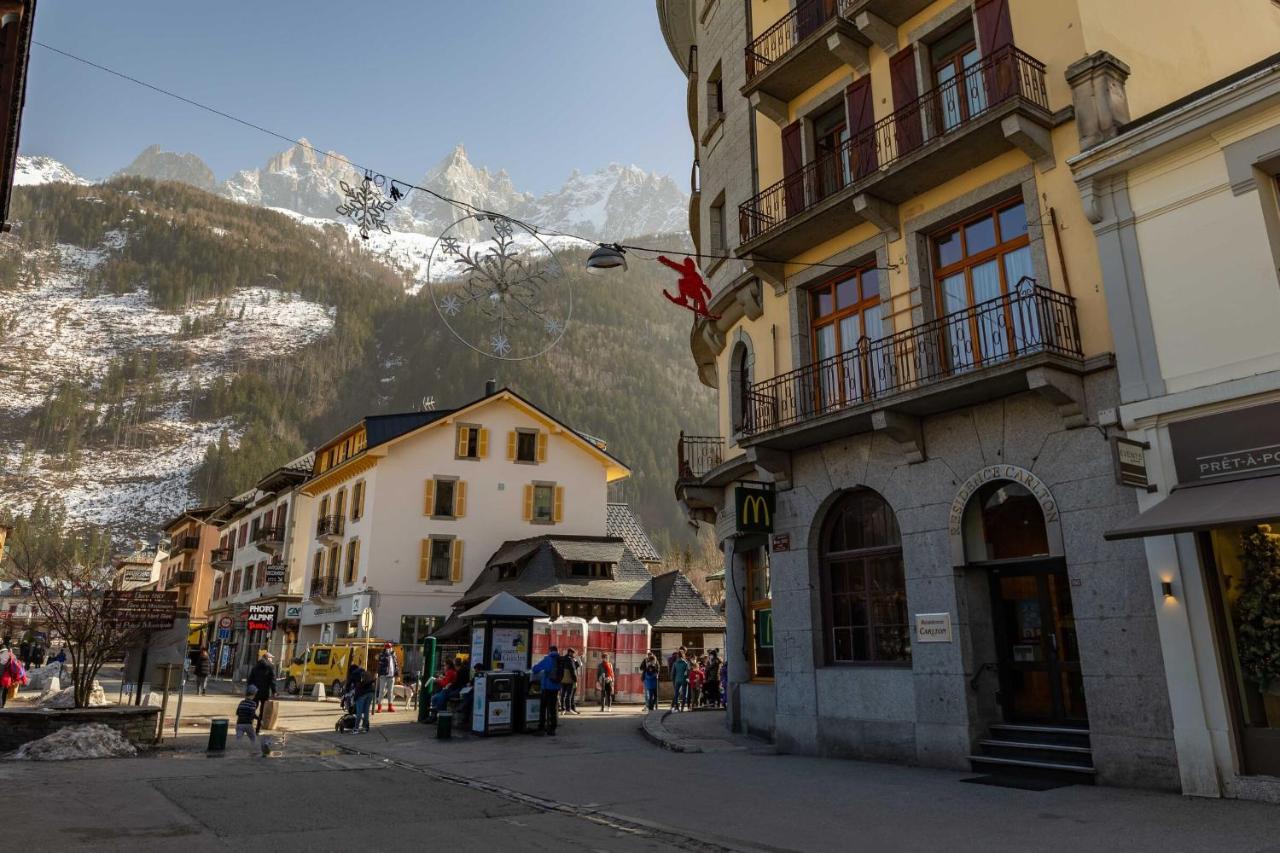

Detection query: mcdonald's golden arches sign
(734, 486), (775, 534)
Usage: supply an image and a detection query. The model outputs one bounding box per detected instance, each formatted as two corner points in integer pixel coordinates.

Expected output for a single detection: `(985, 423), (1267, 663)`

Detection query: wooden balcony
(744, 0), (863, 102)
(742, 282), (1085, 449)
(739, 47), (1052, 259)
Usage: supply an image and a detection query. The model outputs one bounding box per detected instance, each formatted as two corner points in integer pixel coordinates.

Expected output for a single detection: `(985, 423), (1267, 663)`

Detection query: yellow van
(283, 639), (404, 696)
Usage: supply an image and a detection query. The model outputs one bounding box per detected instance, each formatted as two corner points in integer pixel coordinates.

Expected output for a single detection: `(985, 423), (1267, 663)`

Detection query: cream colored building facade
(660, 0), (1280, 790)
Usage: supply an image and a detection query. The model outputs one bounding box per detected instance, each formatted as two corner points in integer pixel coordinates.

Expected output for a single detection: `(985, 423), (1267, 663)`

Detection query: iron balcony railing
(253, 525), (285, 545)
(173, 570), (196, 586)
(210, 547), (234, 566)
(745, 0), (840, 82)
(677, 432), (725, 481)
(744, 282), (1082, 436)
(310, 573), (338, 598)
(740, 47), (1049, 243)
(316, 514), (344, 539)
(173, 535), (200, 552)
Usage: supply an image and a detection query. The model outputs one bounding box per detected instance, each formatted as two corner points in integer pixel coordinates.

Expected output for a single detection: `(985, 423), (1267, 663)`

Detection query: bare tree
(5, 507), (140, 708)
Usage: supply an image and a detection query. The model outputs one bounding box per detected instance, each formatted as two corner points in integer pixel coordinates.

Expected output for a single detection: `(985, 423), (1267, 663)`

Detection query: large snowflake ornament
(336, 172), (396, 240)
(427, 213), (572, 361)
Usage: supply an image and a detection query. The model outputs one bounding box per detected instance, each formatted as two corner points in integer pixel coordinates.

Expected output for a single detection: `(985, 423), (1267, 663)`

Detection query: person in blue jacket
(530, 644), (563, 736)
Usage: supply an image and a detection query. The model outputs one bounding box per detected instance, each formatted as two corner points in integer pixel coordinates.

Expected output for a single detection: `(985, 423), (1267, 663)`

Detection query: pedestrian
(0, 647), (26, 708)
(719, 657), (728, 708)
(428, 659), (458, 718)
(375, 642), (398, 713)
(18, 638), (30, 670)
(194, 647), (212, 695)
(350, 663), (376, 733)
(689, 657), (706, 710)
(247, 651), (276, 733)
(705, 650), (721, 709)
(234, 685), (259, 749)
(640, 652), (660, 712)
(670, 649), (690, 711)
(559, 648), (581, 714)
(597, 652), (615, 712)
(531, 643), (563, 736)
(51, 648), (67, 681)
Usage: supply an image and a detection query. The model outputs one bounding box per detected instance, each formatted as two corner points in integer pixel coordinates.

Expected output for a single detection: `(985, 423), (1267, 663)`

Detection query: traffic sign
(217, 616), (233, 630)
(217, 627), (231, 641)
(359, 607), (374, 633)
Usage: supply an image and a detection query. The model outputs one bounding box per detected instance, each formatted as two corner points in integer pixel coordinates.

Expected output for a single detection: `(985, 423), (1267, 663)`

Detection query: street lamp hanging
(586, 243), (627, 275)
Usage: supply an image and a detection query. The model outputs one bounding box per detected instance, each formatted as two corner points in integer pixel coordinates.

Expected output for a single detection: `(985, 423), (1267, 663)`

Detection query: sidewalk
(640, 708), (756, 754)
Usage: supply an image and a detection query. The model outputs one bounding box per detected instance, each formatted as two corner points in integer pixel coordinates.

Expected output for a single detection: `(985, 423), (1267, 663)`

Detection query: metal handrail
(677, 432), (725, 481)
(745, 0), (838, 82)
(739, 47), (1049, 243)
(743, 281), (1082, 436)
(316, 515), (344, 538)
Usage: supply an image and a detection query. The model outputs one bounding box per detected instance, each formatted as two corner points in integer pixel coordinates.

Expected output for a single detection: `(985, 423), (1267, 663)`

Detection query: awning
(1104, 475), (1280, 540)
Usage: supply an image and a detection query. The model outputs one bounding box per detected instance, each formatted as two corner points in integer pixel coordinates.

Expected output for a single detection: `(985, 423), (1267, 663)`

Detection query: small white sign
(915, 612), (952, 644)
(359, 607), (374, 633)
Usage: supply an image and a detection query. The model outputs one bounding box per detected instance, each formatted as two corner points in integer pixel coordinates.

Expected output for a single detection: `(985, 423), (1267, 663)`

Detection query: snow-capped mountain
(14, 155), (90, 187)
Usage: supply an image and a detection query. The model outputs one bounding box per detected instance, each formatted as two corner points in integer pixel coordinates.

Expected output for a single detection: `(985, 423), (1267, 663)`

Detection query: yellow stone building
(658, 0), (1280, 790)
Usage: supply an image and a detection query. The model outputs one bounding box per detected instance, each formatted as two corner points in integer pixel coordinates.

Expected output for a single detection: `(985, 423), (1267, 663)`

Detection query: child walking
(235, 685), (259, 749)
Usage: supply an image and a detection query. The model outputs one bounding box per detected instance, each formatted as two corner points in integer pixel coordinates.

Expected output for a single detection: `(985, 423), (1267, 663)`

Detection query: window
(420, 537), (462, 583)
(509, 429), (545, 464)
(231, 570), (241, 595)
(456, 424), (488, 459)
(351, 481), (365, 520)
(931, 20), (985, 132)
(312, 551), (323, 580)
(334, 488), (346, 521)
(498, 563), (519, 580)
(821, 488), (909, 665)
(812, 101), (851, 198)
(811, 265), (884, 410)
(318, 495), (330, 520)
(274, 504), (287, 531)
(311, 648), (331, 666)
(569, 562), (612, 579)
(728, 338), (753, 433)
(327, 544), (341, 577)
(706, 61), (724, 119)
(424, 478), (466, 518)
(399, 615), (441, 647)
(344, 539), (360, 585)
(746, 549), (773, 679)
(932, 199), (1034, 370)
(256, 561), (267, 588)
(709, 196), (727, 255)
(525, 482), (563, 524)
(238, 525), (248, 548)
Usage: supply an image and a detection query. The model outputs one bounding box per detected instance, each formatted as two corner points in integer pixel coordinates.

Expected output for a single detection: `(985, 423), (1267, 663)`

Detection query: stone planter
(0, 706), (161, 752)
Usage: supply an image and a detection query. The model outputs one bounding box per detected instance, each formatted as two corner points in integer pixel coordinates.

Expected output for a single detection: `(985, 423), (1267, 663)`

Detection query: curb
(639, 709), (702, 754)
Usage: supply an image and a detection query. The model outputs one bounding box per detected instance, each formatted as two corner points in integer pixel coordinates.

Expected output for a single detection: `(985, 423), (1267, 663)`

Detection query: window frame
(343, 538), (360, 585)
(427, 536), (455, 583)
(745, 548), (773, 682)
(431, 476), (459, 519)
(351, 480), (365, 521)
(515, 428), (540, 464)
(455, 423), (483, 460)
(530, 481), (557, 525)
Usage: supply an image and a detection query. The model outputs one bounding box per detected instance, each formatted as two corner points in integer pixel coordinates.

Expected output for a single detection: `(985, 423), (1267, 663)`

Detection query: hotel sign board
(734, 486), (775, 535)
(1111, 436), (1152, 490)
(915, 613), (952, 644)
(1169, 401), (1280, 485)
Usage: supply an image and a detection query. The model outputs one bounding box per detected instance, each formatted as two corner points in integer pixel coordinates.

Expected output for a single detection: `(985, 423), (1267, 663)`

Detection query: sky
(21, 1), (690, 195)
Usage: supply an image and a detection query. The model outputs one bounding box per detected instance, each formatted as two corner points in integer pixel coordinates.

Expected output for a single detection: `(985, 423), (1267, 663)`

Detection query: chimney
(1065, 51), (1132, 151)
(485, 379), (497, 396)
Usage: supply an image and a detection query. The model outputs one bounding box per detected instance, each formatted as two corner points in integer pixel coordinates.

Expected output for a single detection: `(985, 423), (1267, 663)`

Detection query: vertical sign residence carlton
(660, 0), (1280, 792)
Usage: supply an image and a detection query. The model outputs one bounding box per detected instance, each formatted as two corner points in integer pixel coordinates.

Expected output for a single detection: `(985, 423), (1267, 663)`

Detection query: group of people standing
(667, 647), (724, 713)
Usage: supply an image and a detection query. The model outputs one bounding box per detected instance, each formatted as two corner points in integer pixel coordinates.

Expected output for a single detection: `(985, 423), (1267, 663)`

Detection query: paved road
(5, 693), (1280, 852)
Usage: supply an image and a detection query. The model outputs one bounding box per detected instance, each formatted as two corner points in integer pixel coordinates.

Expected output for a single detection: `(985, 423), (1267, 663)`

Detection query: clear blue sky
(22, 1), (689, 194)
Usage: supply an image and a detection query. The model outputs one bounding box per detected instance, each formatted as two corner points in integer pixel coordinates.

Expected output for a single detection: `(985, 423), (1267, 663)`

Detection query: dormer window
(569, 561), (613, 579)
(498, 563), (519, 580)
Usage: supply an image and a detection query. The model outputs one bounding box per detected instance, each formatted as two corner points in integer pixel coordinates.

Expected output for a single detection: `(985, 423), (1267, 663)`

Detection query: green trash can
(436, 711), (452, 740)
(207, 717), (229, 751)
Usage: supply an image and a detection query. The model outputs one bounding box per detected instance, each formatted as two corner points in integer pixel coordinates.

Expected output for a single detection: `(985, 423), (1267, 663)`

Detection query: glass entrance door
(990, 563), (1086, 725)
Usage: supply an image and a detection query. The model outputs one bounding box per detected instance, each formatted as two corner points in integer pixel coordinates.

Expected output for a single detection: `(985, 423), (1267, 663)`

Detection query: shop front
(299, 592), (367, 652)
(1107, 399), (1280, 798)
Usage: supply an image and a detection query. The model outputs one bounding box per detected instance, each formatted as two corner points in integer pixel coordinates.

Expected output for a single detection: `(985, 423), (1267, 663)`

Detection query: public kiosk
(457, 593), (546, 736)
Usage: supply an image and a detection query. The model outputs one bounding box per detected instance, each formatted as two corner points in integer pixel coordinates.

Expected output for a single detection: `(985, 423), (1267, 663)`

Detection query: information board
(102, 590), (178, 630)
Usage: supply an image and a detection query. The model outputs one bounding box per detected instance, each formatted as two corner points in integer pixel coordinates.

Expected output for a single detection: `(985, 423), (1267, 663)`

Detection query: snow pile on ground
(26, 663), (64, 692)
(11, 724), (136, 761)
(37, 680), (108, 709)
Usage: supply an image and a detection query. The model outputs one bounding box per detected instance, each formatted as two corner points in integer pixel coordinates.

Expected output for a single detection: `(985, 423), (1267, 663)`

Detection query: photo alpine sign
(102, 590), (178, 630)
(734, 485), (775, 535)
(246, 604), (277, 632)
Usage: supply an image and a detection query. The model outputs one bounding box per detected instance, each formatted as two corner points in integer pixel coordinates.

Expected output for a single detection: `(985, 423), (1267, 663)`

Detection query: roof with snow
(606, 504), (662, 563)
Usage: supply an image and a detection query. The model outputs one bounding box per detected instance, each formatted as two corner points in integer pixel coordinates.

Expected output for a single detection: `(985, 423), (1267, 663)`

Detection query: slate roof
(647, 571), (725, 631)
(458, 535), (654, 608)
(606, 504), (662, 563)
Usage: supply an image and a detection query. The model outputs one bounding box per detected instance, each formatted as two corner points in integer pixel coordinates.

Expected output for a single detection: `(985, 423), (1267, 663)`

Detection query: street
(5, 684), (1280, 853)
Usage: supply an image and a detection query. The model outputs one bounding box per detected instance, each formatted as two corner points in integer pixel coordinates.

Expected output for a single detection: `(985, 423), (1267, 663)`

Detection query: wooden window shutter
(352, 539), (361, 582)
(423, 479), (435, 516)
(844, 77), (878, 179)
(975, 0), (1015, 101)
(554, 486), (564, 523)
(477, 428), (490, 458)
(522, 484), (534, 521)
(781, 121), (804, 218)
(536, 432), (548, 463)
(456, 427), (469, 457)
(419, 539), (430, 581)
(450, 539), (464, 583)
(454, 481), (467, 518)
(889, 48), (923, 154)
(507, 430), (517, 460)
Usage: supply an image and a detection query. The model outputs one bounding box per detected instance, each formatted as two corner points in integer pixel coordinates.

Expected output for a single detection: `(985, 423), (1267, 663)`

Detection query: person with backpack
(639, 652), (660, 712)
(670, 649), (690, 712)
(246, 651), (276, 733)
(530, 644), (563, 736)
(596, 652), (615, 712)
(375, 642), (398, 713)
(559, 648), (581, 714)
(350, 663), (376, 733)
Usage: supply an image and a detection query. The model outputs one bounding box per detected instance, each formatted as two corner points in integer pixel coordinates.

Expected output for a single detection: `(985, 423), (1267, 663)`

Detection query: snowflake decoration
(427, 213), (572, 361)
(336, 172), (395, 240)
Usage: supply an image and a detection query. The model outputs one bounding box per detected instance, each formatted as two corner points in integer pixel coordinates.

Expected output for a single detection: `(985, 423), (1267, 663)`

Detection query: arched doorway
(961, 479), (1085, 725)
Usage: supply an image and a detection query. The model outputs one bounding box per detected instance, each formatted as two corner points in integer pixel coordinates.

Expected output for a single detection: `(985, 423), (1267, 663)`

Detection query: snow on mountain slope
(14, 155), (90, 186)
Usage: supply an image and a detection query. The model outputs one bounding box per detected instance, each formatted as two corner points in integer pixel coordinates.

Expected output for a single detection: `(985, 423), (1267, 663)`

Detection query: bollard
(207, 717), (229, 752)
(436, 711), (453, 740)
(314, 682), (326, 701)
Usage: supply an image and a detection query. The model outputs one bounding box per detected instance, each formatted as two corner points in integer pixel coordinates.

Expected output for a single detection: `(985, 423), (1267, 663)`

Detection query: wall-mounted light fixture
(1161, 580), (1175, 598)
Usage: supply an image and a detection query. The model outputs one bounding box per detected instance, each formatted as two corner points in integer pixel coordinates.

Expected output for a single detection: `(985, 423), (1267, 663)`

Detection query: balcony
(210, 547), (234, 569)
(315, 514), (344, 542)
(172, 535), (200, 553)
(173, 570), (196, 586)
(743, 283), (1084, 448)
(253, 525), (286, 555)
(739, 47), (1052, 259)
(744, 0), (863, 102)
(309, 573), (338, 599)
(677, 433), (724, 483)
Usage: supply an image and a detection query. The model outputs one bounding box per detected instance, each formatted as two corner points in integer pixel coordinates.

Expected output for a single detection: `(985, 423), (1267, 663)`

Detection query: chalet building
(1072, 50), (1280, 801)
(158, 507), (219, 621)
(658, 0), (1280, 789)
(205, 454), (315, 676)
(297, 384), (630, 650)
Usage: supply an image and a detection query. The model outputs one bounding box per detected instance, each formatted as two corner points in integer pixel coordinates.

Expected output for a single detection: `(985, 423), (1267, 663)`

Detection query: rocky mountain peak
(115, 145), (217, 192)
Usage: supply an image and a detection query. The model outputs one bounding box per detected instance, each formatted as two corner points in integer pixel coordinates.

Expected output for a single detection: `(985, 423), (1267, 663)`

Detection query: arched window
(961, 480), (1049, 562)
(820, 489), (909, 664)
(728, 338), (753, 433)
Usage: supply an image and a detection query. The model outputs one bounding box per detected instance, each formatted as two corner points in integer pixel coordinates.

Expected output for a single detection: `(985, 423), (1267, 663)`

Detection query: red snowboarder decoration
(658, 255), (719, 320)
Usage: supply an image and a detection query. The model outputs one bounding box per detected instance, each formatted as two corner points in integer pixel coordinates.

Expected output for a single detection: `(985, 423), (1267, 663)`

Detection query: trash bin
(207, 717), (228, 751)
(436, 711), (452, 740)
